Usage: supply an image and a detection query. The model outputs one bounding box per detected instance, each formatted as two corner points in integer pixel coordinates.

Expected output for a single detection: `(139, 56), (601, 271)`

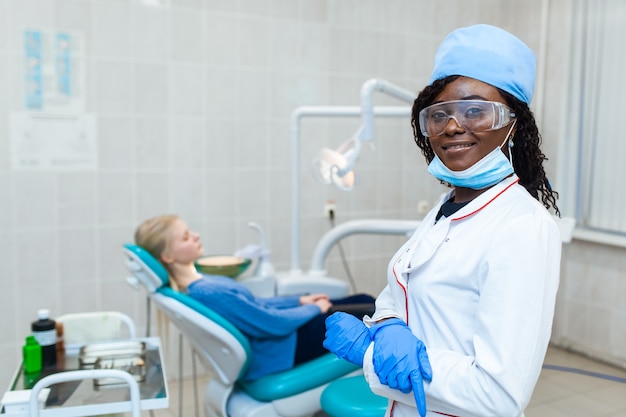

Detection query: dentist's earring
(508, 139), (514, 170)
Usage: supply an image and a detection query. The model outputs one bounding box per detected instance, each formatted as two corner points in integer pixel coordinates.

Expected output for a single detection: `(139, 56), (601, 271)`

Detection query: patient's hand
(299, 293), (329, 305)
(314, 298), (333, 313)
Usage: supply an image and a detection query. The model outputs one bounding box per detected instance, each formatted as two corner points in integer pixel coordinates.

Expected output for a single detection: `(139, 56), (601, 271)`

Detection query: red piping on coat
(451, 178), (520, 221)
(387, 260), (408, 416)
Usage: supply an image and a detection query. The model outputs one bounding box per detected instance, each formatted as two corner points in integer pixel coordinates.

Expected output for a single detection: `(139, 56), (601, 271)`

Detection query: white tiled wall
(1, 0), (624, 388)
(552, 242), (626, 368)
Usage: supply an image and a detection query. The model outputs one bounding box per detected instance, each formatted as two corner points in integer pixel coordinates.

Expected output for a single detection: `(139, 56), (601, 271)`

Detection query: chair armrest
(238, 353), (359, 401)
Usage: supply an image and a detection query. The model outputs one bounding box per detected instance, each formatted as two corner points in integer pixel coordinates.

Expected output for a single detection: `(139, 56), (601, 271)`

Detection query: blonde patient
(134, 214), (375, 381)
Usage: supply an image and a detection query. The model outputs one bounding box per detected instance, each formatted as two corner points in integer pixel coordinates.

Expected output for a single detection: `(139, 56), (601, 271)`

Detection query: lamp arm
(289, 105), (412, 272)
(290, 106), (366, 272)
(359, 78), (416, 141)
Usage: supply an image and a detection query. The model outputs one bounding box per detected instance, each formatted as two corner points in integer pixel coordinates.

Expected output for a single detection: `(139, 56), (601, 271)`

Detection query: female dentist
(324, 24), (562, 417)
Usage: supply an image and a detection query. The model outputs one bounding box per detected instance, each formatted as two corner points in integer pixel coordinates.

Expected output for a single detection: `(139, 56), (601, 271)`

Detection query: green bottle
(23, 335), (42, 374)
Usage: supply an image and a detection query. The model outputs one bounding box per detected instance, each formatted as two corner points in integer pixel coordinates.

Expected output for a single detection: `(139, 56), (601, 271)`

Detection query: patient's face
(164, 219), (204, 265)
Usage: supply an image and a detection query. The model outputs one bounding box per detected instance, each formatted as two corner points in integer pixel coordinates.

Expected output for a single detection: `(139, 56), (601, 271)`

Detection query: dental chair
(122, 244), (360, 417)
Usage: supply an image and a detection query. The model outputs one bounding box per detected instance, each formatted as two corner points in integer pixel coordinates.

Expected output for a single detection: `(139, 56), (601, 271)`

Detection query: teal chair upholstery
(123, 244), (360, 417)
(321, 375), (387, 417)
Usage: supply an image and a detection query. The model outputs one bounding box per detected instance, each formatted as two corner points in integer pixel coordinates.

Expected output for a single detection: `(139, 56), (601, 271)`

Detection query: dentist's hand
(323, 312), (371, 366)
(369, 318), (432, 417)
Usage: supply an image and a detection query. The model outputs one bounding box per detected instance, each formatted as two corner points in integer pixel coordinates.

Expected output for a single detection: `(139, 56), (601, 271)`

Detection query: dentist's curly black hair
(410, 75), (560, 216)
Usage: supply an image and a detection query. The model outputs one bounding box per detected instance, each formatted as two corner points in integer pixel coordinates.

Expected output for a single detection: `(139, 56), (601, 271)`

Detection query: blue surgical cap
(428, 24), (536, 104)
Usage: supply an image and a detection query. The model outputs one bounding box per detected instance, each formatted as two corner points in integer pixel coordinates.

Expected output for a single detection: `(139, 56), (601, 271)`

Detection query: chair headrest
(123, 243), (169, 293)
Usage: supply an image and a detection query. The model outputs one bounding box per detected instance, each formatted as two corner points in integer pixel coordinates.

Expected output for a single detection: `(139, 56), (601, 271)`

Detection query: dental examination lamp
(289, 105), (410, 277)
(289, 79), (415, 275)
(312, 79), (417, 192)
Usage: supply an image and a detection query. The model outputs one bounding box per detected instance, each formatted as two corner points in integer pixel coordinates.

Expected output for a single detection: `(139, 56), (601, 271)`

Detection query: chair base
(321, 375), (388, 417)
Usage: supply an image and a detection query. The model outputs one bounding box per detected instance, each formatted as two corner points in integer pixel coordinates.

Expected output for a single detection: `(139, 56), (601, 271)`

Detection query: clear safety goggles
(418, 100), (516, 137)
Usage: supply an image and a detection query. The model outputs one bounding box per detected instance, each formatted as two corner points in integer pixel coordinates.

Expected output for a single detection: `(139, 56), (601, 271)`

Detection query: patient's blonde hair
(134, 214), (179, 262)
(134, 214), (180, 352)
(134, 214), (184, 291)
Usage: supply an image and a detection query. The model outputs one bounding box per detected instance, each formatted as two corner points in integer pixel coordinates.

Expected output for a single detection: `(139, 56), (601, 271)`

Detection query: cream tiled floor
(525, 347), (626, 417)
(152, 345), (626, 417)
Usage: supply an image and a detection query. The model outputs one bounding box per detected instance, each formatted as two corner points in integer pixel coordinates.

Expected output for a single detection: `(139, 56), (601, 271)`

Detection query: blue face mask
(427, 123), (516, 190)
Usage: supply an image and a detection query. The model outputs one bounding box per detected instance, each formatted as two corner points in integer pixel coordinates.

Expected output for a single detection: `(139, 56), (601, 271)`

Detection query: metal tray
(79, 340), (146, 368)
(93, 355), (146, 386)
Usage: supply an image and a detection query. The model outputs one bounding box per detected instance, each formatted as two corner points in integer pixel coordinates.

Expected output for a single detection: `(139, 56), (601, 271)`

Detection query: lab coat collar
(449, 174), (520, 221)
(397, 175), (521, 280)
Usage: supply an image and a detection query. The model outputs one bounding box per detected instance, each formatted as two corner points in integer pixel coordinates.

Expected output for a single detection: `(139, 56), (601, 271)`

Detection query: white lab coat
(363, 175), (561, 417)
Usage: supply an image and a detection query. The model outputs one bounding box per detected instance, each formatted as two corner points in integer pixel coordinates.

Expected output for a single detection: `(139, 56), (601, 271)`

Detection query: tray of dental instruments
(78, 340), (147, 386)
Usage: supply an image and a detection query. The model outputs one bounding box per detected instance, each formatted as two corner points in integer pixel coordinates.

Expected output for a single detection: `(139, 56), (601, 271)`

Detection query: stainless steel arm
(308, 219), (421, 273)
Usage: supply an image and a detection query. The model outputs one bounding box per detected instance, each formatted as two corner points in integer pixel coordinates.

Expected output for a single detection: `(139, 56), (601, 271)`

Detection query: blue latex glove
(323, 312), (372, 366)
(369, 318), (432, 417)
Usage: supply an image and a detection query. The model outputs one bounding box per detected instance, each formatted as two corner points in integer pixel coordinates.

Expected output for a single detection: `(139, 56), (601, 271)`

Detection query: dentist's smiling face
(428, 76), (515, 172)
